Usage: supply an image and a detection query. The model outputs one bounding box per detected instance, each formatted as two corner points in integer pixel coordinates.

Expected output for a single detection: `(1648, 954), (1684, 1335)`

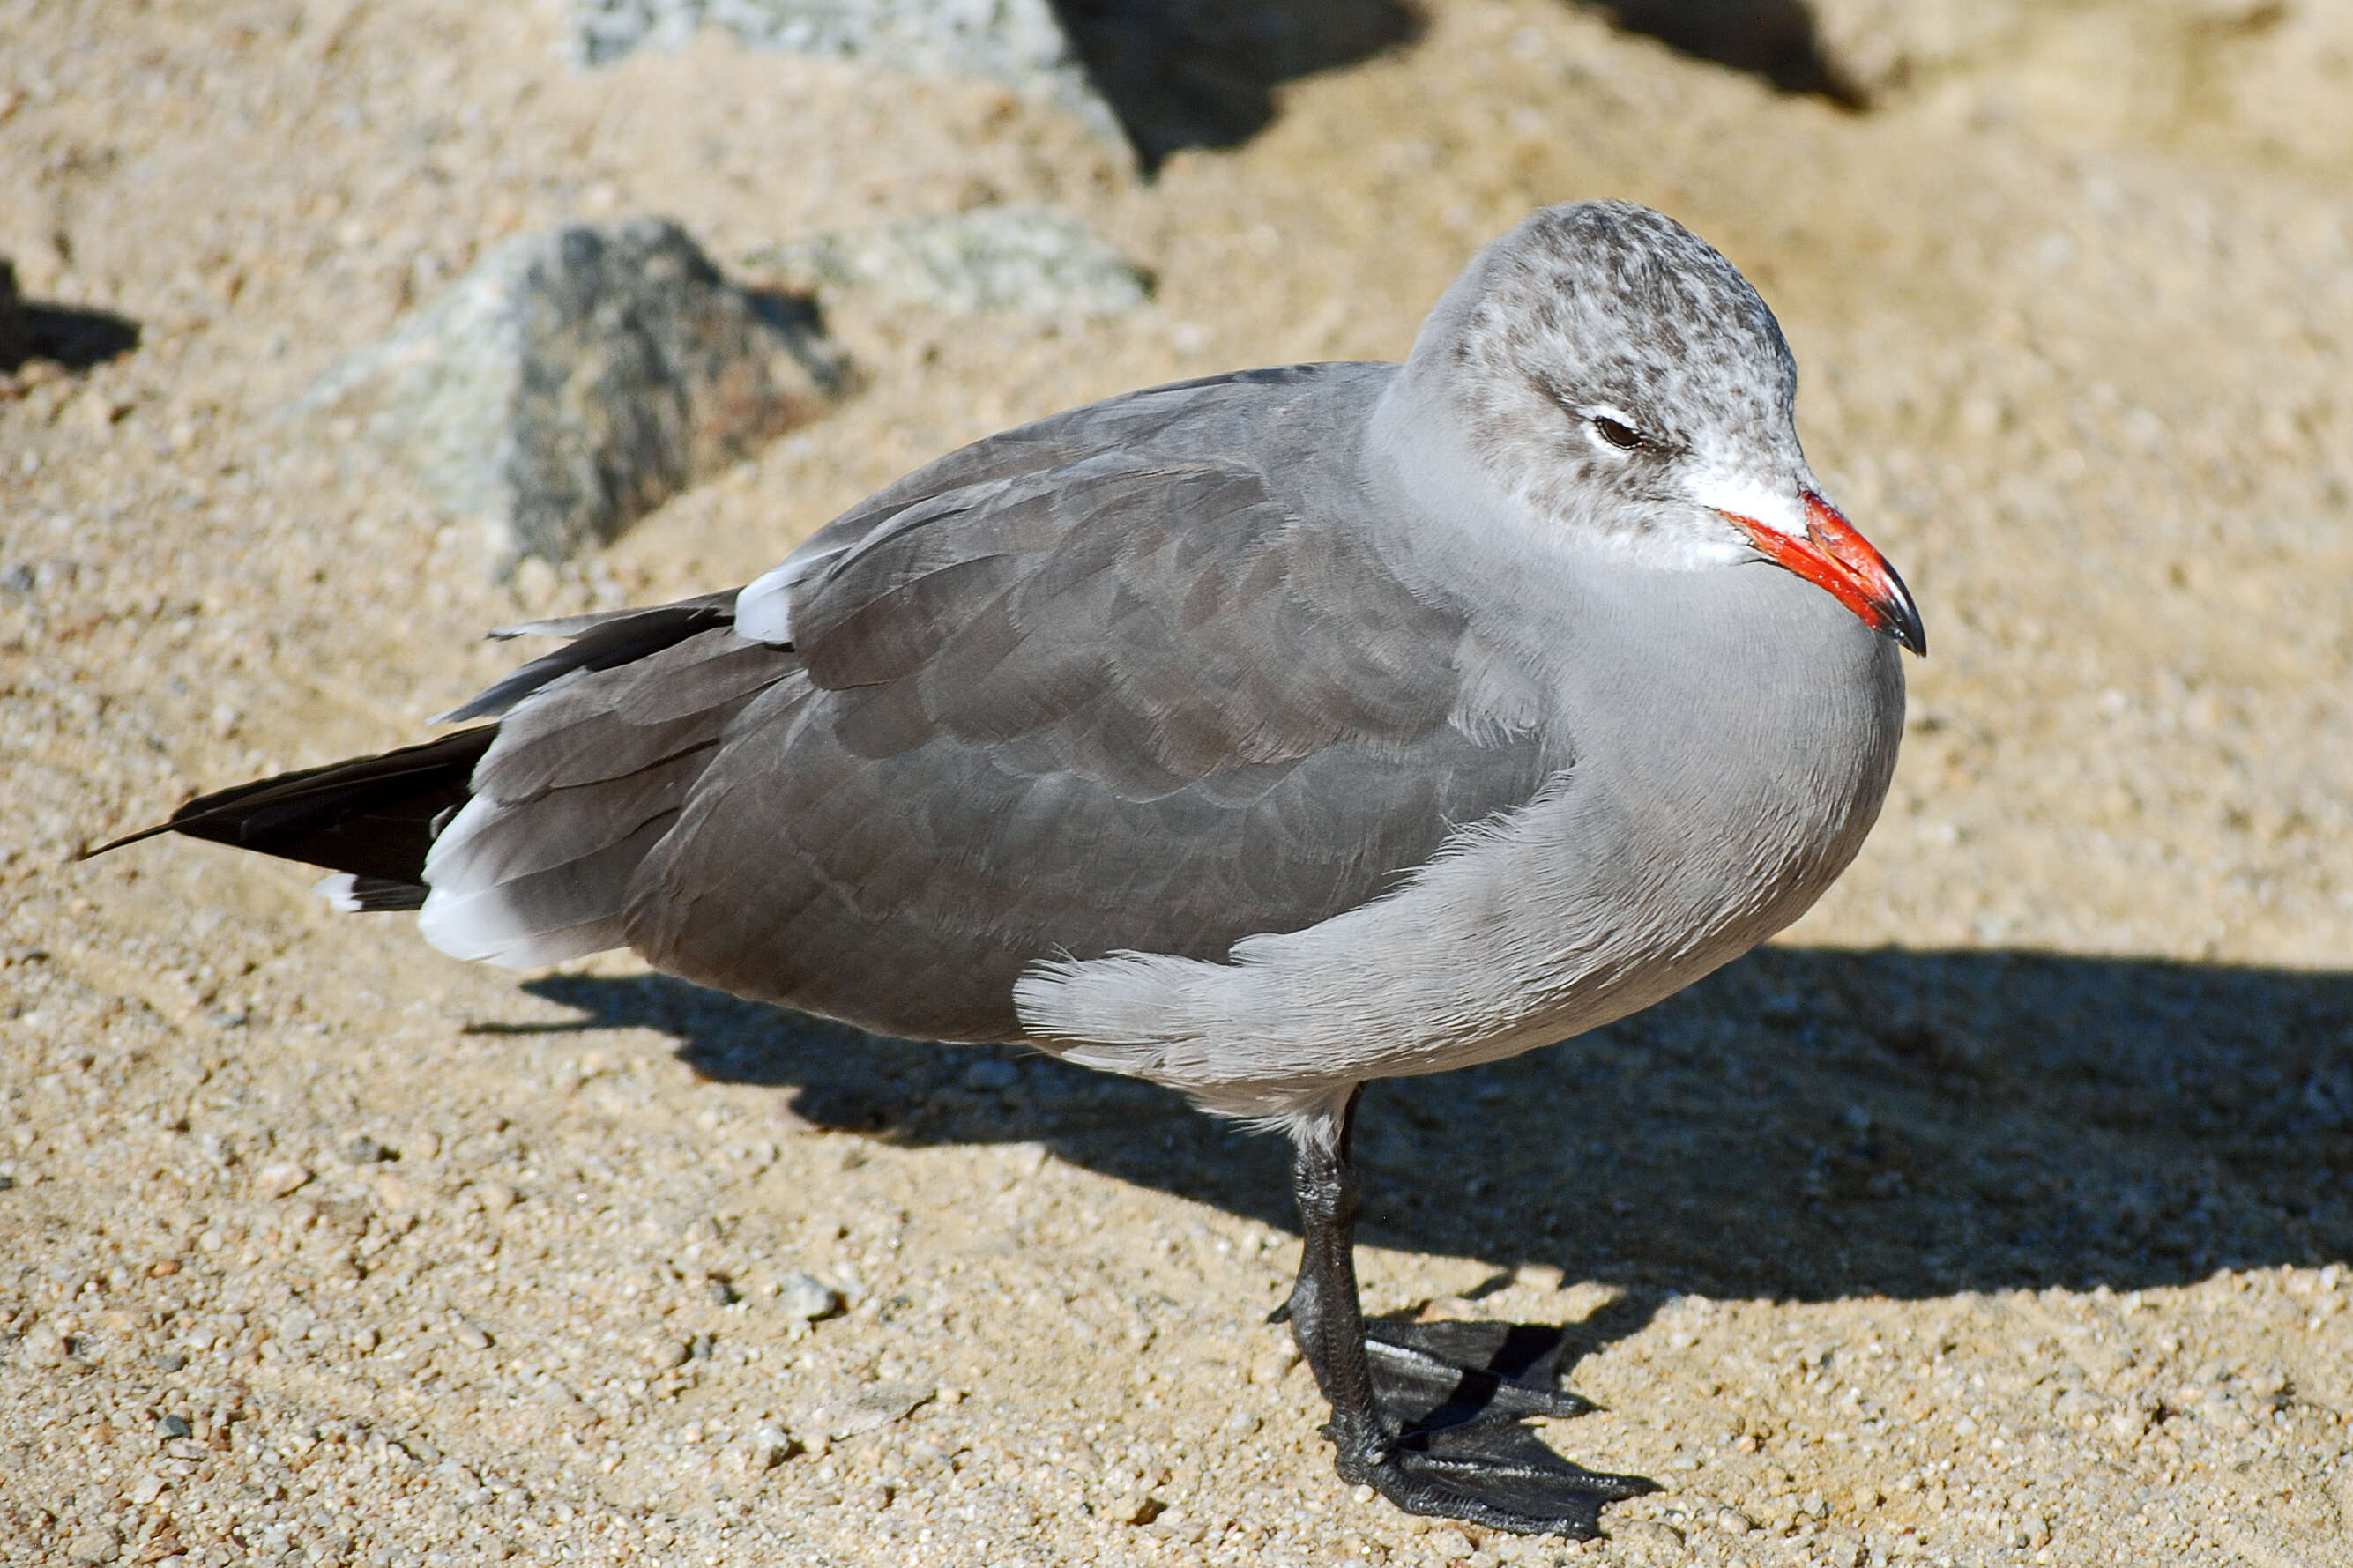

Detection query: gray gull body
(97, 200), (1924, 1538)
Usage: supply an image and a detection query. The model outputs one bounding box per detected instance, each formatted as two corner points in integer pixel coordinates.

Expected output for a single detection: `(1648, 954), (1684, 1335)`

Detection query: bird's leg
(1281, 1089), (1657, 1539)
(1283, 1089), (1391, 1464)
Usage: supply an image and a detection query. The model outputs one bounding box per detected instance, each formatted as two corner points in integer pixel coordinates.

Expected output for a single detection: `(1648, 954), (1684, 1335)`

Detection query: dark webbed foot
(1363, 1316), (1596, 1426)
(1338, 1418), (1657, 1539)
(1339, 1318), (1655, 1537)
(1281, 1091), (1658, 1540)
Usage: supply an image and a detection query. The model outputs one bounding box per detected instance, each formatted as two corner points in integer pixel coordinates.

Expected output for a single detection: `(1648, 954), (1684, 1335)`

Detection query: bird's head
(1409, 199), (1925, 656)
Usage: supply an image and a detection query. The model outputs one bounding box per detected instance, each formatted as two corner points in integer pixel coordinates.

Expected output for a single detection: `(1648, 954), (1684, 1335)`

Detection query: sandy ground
(6, 1), (2353, 1564)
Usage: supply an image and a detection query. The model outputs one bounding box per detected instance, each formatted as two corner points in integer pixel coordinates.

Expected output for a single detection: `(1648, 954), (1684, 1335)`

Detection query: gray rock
(748, 206), (1150, 317)
(301, 218), (846, 563)
(570, 0), (1123, 145)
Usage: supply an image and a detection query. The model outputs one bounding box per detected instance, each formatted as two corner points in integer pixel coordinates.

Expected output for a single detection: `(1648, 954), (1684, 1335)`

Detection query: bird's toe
(1363, 1316), (1596, 1428)
(1338, 1423), (1657, 1539)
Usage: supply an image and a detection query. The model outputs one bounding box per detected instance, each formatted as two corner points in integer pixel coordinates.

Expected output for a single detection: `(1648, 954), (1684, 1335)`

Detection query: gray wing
(622, 368), (1566, 1043)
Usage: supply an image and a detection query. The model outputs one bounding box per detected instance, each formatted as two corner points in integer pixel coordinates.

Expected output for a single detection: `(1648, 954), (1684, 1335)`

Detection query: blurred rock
(569, 1), (1419, 172)
(749, 206), (1150, 317)
(570, 0), (1123, 145)
(1801, 0), (2293, 104)
(300, 217), (846, 563)
(1798, 0), (2031, 98)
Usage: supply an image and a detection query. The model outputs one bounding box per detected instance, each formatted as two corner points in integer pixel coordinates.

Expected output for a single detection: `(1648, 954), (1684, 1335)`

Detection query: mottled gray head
(1409, 200), (1923, 652)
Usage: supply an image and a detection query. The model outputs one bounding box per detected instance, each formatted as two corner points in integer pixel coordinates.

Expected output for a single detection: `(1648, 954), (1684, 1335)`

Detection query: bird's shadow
(493, 946), (2353, 1380)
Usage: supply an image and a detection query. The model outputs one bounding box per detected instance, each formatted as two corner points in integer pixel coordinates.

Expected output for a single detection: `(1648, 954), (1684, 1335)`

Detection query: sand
(4, 1), (2352, 1564)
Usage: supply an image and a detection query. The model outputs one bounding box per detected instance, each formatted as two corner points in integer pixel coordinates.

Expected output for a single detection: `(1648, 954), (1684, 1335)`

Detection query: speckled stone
(298, 218), (846, 562)
(748, 206), (1150, 318)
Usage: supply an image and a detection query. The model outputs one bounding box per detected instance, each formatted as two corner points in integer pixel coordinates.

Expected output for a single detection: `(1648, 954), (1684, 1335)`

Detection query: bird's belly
(1018, 643), (1903, 1118)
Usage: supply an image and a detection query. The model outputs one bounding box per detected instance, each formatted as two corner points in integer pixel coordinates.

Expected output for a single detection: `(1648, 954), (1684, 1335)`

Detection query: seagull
(95, 200), (1922, 1538)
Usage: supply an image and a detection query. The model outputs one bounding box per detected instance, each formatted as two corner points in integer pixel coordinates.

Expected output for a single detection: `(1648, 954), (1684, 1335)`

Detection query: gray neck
(1359, 356), (1903, 802)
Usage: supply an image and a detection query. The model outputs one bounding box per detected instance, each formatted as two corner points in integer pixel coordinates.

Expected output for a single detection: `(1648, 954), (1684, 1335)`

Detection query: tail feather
(86, 591), (791, 959)
(315, 873), (433, 912)
(435, 591), (740, 724)
(86, 728), (496, 891)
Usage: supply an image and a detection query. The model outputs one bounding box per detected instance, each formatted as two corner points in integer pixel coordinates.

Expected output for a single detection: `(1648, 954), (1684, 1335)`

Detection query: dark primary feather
(620, 364), (1566, 1042)
(339, 876), (431, 912)
(86, 591), (746, 906)
(84, 728), (495, 886)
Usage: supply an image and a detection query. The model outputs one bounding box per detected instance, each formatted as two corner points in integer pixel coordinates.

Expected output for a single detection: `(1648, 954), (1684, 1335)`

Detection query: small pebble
(65, 1531), (120, 1565)
(730, 1422), (795, 1471)
(451, 1320), (492, 1349)
(254, 1161), (312, 1198)
(776, 1272), (840, 1322)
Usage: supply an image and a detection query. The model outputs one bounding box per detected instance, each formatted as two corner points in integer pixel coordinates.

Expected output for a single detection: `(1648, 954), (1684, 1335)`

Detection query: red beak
(1719, 491), (1926, 656)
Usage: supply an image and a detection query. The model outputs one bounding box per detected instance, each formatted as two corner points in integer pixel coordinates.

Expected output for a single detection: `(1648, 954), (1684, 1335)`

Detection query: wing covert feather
(623, 367), (1567, 1043)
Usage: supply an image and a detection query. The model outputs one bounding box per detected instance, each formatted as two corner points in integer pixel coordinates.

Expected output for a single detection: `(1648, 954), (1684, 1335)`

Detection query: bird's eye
(1591, 415), (1647, 450)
